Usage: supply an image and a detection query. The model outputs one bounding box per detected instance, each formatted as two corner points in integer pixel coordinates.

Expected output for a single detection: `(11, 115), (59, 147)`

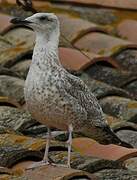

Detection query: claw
(26, 161), (50, 170)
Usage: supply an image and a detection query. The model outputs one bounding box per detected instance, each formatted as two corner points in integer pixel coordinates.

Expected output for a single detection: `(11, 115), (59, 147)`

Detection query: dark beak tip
(10, 18), (18, 24)
(10, 18), (31, 25)
(10, 18), (22, 24)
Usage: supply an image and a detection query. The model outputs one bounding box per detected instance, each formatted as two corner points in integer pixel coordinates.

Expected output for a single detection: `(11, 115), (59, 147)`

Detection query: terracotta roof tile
(0, 13), (12, 34)
(0, 66), (20, 77)
(85, 65), (137, 88)
(117, 20), (137, 44)
(0, 96), (21, 108)
(59, 47), (122, 71)
(0, 132), (66, 167)
(0, 75), (24, 104)
(116, 130), (137, 148)
(0, 0), (16, 4)
(0, 35), (12, 52)
(124, 80), (137, 100)
(48, 0), (137, 10)
(100, 96), (137, 122)
(0, 45), (32, 67)
(125, 157), (137, 171)
(4, 0), (137, 10)
(74, 32), (137, 57)
(81, 73), (132, 99)
(0, 134), (43, 167)
(95, 169), (137, 179)
(0, 166), (12, 174)
(16, 165), (96, 180)
(11, 59), (31, 79)
(72, 137), (137, 161)
(49, 151), (123, 173)
(113, 121), (137, 132)
(115, 50), (137, 72)
(12, 160), (38, 170)
(0, 106), (36, 132)
(59, 14), (105, 43)
(3, 26), (35, 47)
(59, 47), (92, 71)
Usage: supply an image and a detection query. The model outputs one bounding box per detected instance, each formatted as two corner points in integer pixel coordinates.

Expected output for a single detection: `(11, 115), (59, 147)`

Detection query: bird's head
(10, 13), (60, 41)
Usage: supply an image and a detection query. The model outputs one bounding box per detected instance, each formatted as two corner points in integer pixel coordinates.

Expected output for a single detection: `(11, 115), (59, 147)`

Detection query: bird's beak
(10, 18), (32, 26)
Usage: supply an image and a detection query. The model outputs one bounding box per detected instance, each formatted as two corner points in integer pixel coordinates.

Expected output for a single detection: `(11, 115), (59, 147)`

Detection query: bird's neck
(33, 31), (61, 68)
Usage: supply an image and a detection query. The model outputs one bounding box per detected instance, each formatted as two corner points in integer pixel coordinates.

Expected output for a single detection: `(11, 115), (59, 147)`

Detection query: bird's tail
(101, 126), (133, 148)
(81, 125), (133, 148)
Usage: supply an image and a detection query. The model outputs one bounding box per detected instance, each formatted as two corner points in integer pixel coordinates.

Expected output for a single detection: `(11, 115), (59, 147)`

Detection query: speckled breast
(24, 75), (70, 130)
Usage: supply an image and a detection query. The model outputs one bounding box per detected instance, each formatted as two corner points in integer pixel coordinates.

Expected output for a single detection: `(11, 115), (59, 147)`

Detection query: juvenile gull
(11, 13), (132, 168)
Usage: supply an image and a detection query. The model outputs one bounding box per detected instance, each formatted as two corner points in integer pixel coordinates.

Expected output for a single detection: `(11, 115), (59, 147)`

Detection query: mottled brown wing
(65, 73), (108, 127)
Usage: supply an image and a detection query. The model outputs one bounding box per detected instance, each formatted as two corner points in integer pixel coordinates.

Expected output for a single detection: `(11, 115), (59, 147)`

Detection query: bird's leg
(43, 127), (51, 163)
(26, 128), (51, 170)
(50, 125), (73, 168)
(67, 124), (73, 168)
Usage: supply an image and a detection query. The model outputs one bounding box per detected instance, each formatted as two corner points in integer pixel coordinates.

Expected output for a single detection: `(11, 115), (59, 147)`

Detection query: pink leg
(26, 128), (51, 170)
(67, 124), (73, 168)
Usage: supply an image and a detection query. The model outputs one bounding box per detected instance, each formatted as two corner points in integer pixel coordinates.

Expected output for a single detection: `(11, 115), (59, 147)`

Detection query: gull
(11, 13), (132, 169)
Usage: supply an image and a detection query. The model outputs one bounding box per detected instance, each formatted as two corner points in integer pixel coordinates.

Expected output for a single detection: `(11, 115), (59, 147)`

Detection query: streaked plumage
(11, 13), (132, 169)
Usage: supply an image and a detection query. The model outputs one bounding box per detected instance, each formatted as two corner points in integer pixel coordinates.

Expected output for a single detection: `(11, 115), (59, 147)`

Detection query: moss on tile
(112, 9), (137, 28)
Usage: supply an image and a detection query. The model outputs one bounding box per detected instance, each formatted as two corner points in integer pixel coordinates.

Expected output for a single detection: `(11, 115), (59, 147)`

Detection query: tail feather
(81, 125), (133, 148)
(101, 126), (133, 148)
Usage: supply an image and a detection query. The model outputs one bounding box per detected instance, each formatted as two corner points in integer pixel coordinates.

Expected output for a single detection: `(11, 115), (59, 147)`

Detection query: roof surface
(1, 0), (137, 179)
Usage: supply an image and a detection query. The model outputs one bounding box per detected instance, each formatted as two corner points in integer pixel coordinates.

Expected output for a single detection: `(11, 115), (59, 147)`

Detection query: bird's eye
(39, 16), (46, 21)
(39, 16), (52, 22)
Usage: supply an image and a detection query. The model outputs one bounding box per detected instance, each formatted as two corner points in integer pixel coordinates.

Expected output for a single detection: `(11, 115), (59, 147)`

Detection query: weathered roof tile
(11, 60), (31, 79)
(0, 13), (12, 34)
(117, 20), (137, 44)
(116, 130), (137, 148)
(100, 96), (137, 122)
(85, 65), (137, 88)
(81, 73), (132, 99)
(0, 75), (24, 104)
(47, 0), (137, 10)
(72, 137), (137, 161)
(59, 14), (105, 43)
(0, 106), (36, 132)
(94, 169), (137, 179)
(74, 32), (137, 57)
(16, 165), (96, 180)
(50, 151), (123, 173)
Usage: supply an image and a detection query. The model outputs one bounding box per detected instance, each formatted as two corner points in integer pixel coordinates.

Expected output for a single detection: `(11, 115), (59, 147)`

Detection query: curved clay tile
(85, 65), (137, 88)
(100, 96), (137, 122)
(74, 32), (137, 57)
(117, 20), (137, 44)
(0, 75), (24, 104)
(59, 47), (120, 71)
(58, 14), (105, 43)
(48, 0), (137, 10)
(72, 137), (137, 161)
(80, 73), (132, 99)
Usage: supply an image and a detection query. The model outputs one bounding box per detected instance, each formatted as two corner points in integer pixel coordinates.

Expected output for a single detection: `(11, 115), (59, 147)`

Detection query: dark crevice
(49, 146), (68, 152)
(69, 175), (91, 180)
(121, 78), (137, 88)
(90, 60), (115, 68)
(10, 50), (33, 67)
(114, 126), (137, 133)
(1, 25), (33, 35)
(98, 92), (132, 101)
(0, 102), (17, 108)
(40, 146), (68, 154)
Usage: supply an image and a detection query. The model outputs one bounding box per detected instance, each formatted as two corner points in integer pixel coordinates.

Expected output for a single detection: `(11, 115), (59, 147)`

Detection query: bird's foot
(26, 161), (70, 170)
(26, 160), (50, 170)
(51, 163), (70, 168)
